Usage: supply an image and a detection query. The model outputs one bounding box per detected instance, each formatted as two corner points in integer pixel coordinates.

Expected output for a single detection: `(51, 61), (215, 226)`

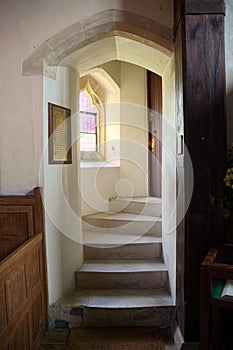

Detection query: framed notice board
(48, 102), (72, 164)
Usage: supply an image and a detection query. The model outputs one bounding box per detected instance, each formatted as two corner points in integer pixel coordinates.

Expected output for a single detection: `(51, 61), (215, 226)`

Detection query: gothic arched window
(79, 91), (97, 151)
(79, 76), (105, 161)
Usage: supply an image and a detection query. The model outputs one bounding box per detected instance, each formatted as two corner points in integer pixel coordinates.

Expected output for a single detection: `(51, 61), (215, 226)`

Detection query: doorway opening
(23, 11), (177, 306)
(147, 71), (162, 198)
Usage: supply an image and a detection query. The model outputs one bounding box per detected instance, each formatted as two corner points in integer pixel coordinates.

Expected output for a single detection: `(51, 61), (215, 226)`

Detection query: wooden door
(147, 71), (162, 198)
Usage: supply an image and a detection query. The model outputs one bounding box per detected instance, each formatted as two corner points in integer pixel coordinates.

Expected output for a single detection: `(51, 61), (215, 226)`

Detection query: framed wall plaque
(48, 102), (72, 164)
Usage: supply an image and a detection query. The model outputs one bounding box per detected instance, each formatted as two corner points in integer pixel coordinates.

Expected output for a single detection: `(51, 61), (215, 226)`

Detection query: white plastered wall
(79, 165), (120, 216)
(119, 62), (148, 197)
(43, 67), (83, 303)
(162, 56), (176, 302)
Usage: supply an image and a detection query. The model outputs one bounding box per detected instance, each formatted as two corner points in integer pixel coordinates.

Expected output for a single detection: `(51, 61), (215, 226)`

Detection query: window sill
(80, 151), (103, 162)
(80, 161), (120, 168)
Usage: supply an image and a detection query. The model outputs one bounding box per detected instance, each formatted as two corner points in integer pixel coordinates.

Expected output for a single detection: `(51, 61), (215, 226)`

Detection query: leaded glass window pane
(79, 91), (97, 151)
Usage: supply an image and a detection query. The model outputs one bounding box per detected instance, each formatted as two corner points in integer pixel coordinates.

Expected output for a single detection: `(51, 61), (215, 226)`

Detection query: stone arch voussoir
(22, 9), (173, 76)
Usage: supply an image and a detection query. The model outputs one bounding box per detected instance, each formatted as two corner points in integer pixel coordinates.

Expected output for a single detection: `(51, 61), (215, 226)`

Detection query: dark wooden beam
(174, 0), (226, 343)
(175, 1), (225, 33)
(182, 0), (225, 15)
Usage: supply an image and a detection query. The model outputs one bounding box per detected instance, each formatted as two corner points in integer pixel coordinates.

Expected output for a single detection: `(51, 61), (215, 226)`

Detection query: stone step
(55, 288), (174, 309)
(83, 231), (162, 247)
(75, 259), (168, 289)
(82, 212), (162, 237)
(84, 235), (162, 260)
(109, 196), (162, 217)
(83, 306), (175, 327)
(49, 288), (175, 328)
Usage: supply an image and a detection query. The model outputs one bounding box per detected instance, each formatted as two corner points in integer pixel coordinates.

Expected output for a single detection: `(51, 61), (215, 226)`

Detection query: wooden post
(199, 267), (211, 349)
(34, 187), (49, 332)
(174, 0), (226, 342)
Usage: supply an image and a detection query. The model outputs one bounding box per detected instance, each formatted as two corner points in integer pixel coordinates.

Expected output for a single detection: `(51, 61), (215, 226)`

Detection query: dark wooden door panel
(147, 71), (162, 198)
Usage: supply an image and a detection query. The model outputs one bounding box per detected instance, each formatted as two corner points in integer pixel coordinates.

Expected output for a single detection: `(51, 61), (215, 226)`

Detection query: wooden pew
(0, 188), (48, 350)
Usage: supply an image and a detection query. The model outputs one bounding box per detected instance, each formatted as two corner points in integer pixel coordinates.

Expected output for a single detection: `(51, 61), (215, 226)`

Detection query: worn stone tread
(77, 259), (167, 273)
(55, 288), (174, 309)
(83, 212), (162, 222)
(83, 232), (162, 246)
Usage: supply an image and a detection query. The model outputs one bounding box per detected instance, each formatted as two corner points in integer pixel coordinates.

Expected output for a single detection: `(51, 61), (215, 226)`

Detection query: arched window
(79, 91), (97, 152)
(79, 75), (105, 161)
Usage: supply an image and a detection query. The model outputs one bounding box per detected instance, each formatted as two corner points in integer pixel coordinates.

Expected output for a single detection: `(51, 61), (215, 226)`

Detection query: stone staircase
(49, 197), (175, 329)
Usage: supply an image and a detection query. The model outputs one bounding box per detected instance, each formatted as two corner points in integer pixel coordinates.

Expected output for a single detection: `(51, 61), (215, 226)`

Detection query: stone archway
(24, 9), (177, 307)
(22, 9), (173, 76)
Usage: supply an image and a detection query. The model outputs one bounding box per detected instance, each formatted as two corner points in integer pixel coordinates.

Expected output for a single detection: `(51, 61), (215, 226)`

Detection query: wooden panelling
(9, 313), (30, 350)
(0, 236), (28, 261)
(0, 284), (7, 334)
(0, 234), (47, 349)
(1, 346), (8, 350)
(0, 206), (34, 261)
(0, 188), (48, 350)
(0, 212), (28, 236)
(31, 291), (43, 346)
(25, 247), (41, 293)
(6, 265), (27, 320)
(0, 206), (34, 235)
(33, 188), (45, 235)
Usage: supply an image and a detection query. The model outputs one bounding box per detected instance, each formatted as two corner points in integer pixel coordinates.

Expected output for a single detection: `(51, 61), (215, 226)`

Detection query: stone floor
(39, 327), (176, 350)
(38, 326), (233, 349)
(39, 330), (70, 350)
